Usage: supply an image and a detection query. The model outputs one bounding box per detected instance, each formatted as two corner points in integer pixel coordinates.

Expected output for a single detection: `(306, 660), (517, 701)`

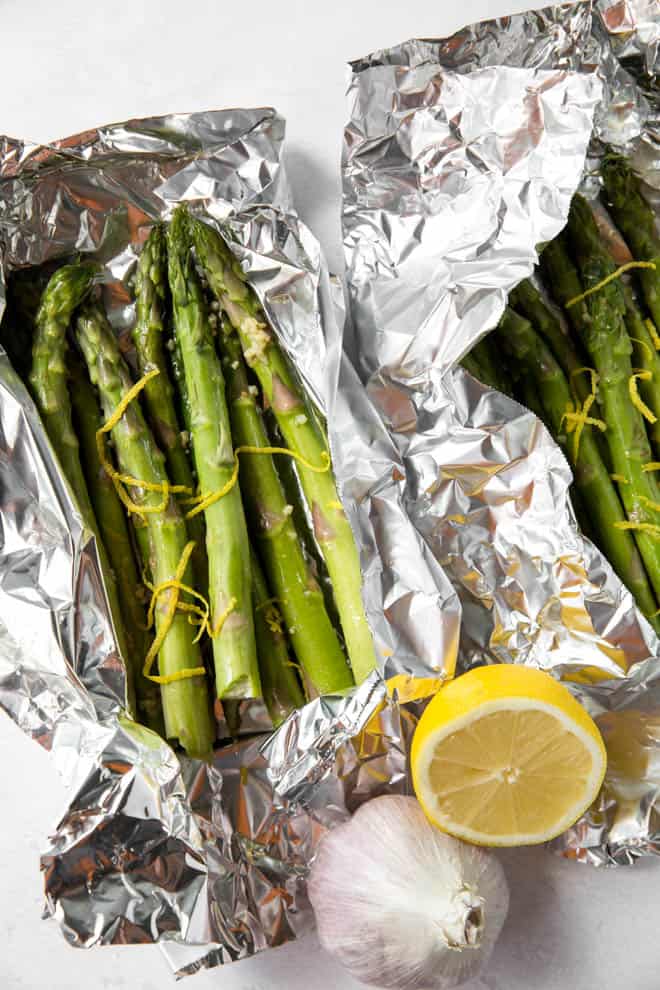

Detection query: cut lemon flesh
(411, 664), (607, 846)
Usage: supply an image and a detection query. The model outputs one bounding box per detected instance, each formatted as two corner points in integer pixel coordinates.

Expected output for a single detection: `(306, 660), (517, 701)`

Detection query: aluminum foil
(0, 107), (458, 973)
(327, 0), (660, 867)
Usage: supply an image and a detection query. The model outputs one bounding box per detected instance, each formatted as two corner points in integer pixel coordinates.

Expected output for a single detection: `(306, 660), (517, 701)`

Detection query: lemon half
(411, 664), (607, 847)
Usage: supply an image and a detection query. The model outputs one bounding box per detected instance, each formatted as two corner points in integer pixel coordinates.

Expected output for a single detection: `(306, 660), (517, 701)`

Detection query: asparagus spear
(133, 225), (208, 590)
(461, 351), (486, 382)
(622, 291), (660, 456)
(28, 263), (135, 698)
(76, 302), (214, 758)
(191, 217), (377, 684)
(509, 279), (595, 409)
(69, 353), (163, 733)
(517, 376), (546, 420)
(461, 340), (508, 393)
(601, 156), (660, 330)
(167, 208), (260, 700)
(273, 427), (341, 630)
(29, 263), (99, 522)
(219, 322), (354, 695)
(497, 308), (658, 625)
(469, 336), (512, 396)
(561, 195), (660, 457)
(558, 205), (660, 602)
(250, 545), (304, 724)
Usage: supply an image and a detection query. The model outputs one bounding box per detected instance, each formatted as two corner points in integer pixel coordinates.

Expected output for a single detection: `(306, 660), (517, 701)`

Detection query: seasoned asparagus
(191, 216), (377, 684)
(497, 308), (658, 626)
(250, 545), (304, 725)
(601, 156), (660, 330)
(219, 322), (354, 695)
(29, 262), (98, 510)
(517, 376), (546, 421)
(29, 263), (133, 697)
(133, 225), (208, 589)
(469, 336), (512, 395)
(559, 202), (660, 602)
(167, 208), (260, 700)
(69, 353), (163, 732)
(509, 279), (595, 410)
(461, 351), (486, 382)
(563, 195), (660, 457)
(76, 302), (214, 758)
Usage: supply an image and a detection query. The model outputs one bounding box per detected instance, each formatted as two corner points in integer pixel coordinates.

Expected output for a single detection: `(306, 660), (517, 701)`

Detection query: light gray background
(1, 1), (658, 988)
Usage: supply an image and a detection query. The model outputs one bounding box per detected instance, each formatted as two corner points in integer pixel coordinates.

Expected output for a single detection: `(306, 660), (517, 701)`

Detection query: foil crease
(0, 106), (458, 972)
(334, 0), (660, 867)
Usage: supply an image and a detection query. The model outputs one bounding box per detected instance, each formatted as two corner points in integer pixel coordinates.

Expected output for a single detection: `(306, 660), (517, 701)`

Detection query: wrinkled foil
(0, 107), (458, 974)
(326, 0), (660, 869)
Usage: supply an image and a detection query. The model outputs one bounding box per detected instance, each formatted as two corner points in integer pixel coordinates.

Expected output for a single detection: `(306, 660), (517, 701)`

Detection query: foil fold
(0, 106), (457, 972)
(332, 0), (660, 868)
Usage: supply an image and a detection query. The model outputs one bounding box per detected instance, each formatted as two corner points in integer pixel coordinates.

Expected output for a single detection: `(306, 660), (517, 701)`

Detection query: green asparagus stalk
(133, 225), (208, 590)
(69, 353), (163, 733)
(461, 351), (486, 382)
(219, 322), (354, 695)
(601, 156), (660, 330)
(167, 208), (260, 700)
(618, 275), (660, 458)
(497, 307), (659, 626)
(75, 302), (214, 758)
(517, 376), (546, 420)
(515, 347), (595, 543)
(273, 428), (341, 629)
(558, 203), (660, 603)
(509, 279), (595, 410)
(470, 336), (513, 396)
(250, 545), (304, 724)
(191, 217), (377, 684)
(28, 263), (135, 702)
(29, 264), (98, 505)
(562, 195), (660, 457)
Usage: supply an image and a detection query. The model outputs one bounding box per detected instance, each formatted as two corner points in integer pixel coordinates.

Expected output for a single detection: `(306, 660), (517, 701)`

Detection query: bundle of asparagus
(11, 207), (376, 758)
(463, 156), (660, 635)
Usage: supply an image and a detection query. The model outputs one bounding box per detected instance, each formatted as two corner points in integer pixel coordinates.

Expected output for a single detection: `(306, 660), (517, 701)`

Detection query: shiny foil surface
(336, 0), (660, 867)
(0, 106), (457, 974)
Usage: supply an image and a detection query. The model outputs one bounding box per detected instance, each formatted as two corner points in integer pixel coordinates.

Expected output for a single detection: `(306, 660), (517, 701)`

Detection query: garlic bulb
(308, 795), (509, 990)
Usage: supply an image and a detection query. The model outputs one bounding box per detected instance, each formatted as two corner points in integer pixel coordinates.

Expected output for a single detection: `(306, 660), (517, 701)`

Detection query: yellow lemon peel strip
(629, 372), (657, 424)
(561, 368), (605, 458)
(143, 541), (207, 684)
(638, 495), (660, 514)
(613, 521), (660, 536)
(643, 462), (660, 473)
(610, 473), (628, 483)
(645, 319), (660, 350)
(209, 597), (237, 639)
(96, 368), (192, 519)
(630, 336), (654, 362)
(184, 446), (331, 520)
(565, 262), (656, 308)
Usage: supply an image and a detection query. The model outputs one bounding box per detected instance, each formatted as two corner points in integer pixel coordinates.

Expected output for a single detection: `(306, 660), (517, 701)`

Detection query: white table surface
(1, 0), (659, 987)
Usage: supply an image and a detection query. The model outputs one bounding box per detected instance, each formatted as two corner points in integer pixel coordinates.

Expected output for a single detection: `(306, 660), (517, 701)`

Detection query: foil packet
(0, 107), (457, 974)
(328, 0), (660, 868)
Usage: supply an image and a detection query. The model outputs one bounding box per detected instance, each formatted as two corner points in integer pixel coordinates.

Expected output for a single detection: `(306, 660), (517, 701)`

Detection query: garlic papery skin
(307, 795), (509, 990)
